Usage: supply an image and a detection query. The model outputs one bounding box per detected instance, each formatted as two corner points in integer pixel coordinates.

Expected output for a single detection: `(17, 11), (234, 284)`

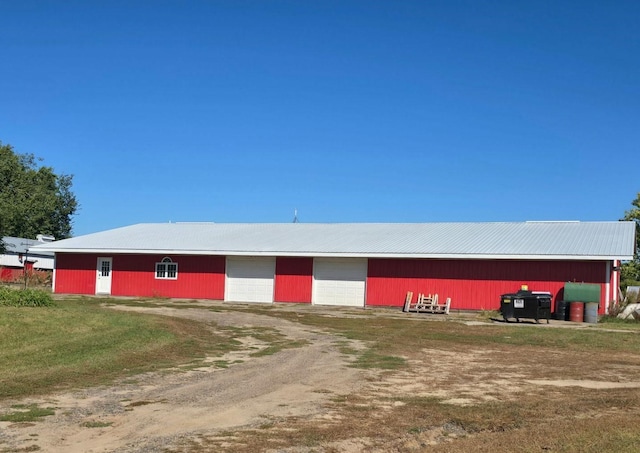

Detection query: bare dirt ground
(2, 304), (640, 453)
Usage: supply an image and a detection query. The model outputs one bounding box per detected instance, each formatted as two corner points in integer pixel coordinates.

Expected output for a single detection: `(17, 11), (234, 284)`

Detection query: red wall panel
(111, 254), (225, 300)
(53, 253), (225, 299)
(274, 257), (313, 303)
(55, 253), (98, 294)
(367, 259), (608, 312)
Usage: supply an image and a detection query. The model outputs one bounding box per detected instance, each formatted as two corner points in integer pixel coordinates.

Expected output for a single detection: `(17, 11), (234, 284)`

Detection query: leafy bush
(0, 287), (55, 307)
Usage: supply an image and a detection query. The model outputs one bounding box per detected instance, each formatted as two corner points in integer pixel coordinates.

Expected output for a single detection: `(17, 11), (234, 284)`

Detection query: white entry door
(96, 257), (113, 295)
(225, 257), (275, 303)
(313, 258), (367, 307)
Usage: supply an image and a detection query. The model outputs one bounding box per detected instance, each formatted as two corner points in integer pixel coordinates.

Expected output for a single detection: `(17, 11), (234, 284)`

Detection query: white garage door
(313, 258), (367, 307)
(225, 257), (275, 303)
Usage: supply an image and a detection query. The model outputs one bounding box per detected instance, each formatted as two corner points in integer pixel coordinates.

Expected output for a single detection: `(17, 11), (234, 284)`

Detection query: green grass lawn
(0, 298), (230, 399)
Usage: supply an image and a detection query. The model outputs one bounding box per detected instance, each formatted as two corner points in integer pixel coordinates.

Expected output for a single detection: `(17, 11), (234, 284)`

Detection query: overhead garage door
(225, 257), (275, 303)
(313, 258), (367, 307)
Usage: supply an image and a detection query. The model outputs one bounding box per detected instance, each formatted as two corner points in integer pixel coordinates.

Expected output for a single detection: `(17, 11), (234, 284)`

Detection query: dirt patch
(526, 379), (640, 389)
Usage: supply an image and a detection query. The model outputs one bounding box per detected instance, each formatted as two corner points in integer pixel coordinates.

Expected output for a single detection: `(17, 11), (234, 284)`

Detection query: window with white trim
(155, 257), (178, 280)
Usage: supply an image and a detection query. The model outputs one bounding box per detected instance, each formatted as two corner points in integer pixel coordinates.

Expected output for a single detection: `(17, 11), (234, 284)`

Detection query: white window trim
(155, 257), (178, 280)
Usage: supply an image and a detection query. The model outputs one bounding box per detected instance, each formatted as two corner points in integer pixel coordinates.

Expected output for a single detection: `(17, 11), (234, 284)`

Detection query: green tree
(0, 141), (78, 241)
(621, 192), (640, 289)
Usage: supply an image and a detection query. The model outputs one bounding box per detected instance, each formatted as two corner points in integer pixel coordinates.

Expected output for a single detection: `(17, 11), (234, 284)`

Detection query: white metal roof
(2, 236), (55, 257)
(31, 221), (636, 261)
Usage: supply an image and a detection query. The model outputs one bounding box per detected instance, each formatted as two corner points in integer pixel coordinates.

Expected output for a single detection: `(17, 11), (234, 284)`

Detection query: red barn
(33, 222), (636, 314)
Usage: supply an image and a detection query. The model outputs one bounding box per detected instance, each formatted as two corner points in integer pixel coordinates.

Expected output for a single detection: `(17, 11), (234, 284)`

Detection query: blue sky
(1, 1), (638, 236)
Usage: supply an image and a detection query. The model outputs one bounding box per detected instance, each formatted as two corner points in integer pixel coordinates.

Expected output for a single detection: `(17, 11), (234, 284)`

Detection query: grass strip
(0, 299), (233, 399)
(0, 404), (55, 422)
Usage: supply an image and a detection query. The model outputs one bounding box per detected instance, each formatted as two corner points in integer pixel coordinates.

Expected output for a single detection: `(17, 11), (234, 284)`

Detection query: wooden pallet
(403, 291), (450, 314)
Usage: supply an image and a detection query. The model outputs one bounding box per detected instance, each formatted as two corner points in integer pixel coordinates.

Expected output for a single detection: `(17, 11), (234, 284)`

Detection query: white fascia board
(44, 248), (633, 261)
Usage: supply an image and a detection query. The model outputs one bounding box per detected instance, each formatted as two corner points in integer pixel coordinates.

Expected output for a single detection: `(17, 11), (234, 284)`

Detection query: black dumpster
(500, 290), (552, 324)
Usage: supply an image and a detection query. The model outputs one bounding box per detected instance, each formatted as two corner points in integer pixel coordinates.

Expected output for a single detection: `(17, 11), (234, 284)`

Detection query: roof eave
(43, 248), (633, 261)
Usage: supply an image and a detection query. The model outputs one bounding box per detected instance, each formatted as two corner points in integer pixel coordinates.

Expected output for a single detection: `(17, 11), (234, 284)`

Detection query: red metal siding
(274, 257), (313, 303)
(1, 267), (22, 282)
(367, 258), (608, 312)
(53, 253), (225, 299)
(111, 254), (225, 299)
(55, 253), (98, 294)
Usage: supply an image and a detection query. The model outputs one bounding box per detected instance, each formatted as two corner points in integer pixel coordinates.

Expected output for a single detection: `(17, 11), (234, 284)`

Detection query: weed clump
(0, 286), (55, 307)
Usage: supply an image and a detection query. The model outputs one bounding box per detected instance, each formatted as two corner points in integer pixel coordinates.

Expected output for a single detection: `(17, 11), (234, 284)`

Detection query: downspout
(604, 260), (615, 315)
(52, 254), (57, 293)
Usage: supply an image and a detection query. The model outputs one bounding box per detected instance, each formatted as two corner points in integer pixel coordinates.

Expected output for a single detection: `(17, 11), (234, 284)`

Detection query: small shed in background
(1, 235), (55, 282)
